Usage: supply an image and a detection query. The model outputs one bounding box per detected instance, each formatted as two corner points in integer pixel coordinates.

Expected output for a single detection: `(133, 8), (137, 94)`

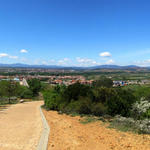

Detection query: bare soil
(43, 110), (150, 150)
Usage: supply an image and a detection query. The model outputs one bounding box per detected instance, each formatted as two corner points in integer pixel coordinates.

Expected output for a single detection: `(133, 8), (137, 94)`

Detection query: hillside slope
(43, 110), (150, 150)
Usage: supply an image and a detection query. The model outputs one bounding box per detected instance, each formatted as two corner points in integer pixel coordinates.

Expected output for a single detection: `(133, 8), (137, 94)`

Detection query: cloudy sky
(1, 0), (150, 66)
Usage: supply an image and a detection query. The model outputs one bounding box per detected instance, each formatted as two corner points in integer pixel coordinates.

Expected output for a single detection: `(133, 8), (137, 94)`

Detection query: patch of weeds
(41, 104), (45, 109)
(41, 104), (51, 111)
(108, 115), (150, 134)
(108, 121), (138, 133)
(70, 112), (79, 117)
(80, 116), (99, 124)
(98, 117), (107, 122)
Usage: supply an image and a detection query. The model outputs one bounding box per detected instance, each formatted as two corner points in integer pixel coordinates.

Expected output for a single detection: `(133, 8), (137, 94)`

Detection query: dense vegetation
(43, 78), (136, 117)
(43, 77), (150, 134)
(0, 79), (42, 104)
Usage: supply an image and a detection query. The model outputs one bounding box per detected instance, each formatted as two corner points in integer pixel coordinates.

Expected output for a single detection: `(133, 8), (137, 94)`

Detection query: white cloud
(0, 53), (9, 57)
(9, 55), (18, 59)
(76, 57), (99, 66)
(99, 52), (111, 57)
(20, 49), (28, 53)
(133, 59), (150, 66)
(63, 58), (70, 61)
(0, 53), (18, 59)
(57, 58), (71, 65)
(42, 61), (48, 65)
(58, 60), (64, 64)
(49, 59), (56, 63)
(76, 57), (90, 63)
(105, 59), (115, 64)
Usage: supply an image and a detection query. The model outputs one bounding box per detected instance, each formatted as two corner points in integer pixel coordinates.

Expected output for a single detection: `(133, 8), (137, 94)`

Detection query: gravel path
(0, 101), (43, 150)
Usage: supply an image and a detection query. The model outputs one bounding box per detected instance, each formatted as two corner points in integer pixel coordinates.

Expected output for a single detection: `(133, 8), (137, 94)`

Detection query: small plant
(80, 116), (98, 124)
(91, 102), (107, 116)
(131, 97), (150, 119)
(110, 115), (150, 134)
(136, 119), (150, 134)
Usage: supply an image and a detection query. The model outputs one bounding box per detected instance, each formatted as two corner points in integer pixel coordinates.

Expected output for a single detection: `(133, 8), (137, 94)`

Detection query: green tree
(92, 87), (113, 103)
(62, 82), (92, 103)
(28, 79), (41, 96)
(93, 77), (113, 88)
(18, 86), (33, 99)
(0, 80), (19, 103)
(106, 88), (137, 116)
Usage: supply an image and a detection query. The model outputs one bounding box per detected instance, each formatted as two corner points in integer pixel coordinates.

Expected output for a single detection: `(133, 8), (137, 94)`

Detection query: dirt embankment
(43, 110), (150, 150)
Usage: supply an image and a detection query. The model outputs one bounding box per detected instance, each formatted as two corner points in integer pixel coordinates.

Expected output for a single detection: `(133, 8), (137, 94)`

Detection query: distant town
(0, 74), (150, 87)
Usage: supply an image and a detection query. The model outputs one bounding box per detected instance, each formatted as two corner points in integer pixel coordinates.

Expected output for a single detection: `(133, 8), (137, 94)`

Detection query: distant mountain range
(0, 63), (148, 70)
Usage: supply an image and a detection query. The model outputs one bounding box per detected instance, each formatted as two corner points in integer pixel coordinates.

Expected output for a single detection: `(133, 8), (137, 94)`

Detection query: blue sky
(1, 0), (150, 66)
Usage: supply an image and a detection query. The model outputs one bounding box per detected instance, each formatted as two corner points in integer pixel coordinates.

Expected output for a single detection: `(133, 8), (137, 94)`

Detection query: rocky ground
(43, 110), (150, 150)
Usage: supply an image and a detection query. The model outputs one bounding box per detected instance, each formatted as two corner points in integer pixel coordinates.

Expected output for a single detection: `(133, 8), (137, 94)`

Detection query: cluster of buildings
(113, 81), (128, 87)
(48, 76), (94, 86)
(0, 75), (94, 86)
(113, 80), (150, 87)
(0, 76), (29, 87)
(1, 74), (150, 87)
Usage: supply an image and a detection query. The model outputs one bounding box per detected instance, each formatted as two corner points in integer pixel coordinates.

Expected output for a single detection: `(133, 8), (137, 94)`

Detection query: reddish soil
(43, 110), (150, 150)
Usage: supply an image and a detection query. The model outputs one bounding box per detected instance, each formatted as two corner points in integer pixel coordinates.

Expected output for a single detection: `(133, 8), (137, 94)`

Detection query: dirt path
(43, 110), (150, 150)
(0, 101), (43, 150)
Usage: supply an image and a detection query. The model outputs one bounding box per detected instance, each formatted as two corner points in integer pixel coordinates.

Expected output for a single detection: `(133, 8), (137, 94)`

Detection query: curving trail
(0, 101), (43, 150)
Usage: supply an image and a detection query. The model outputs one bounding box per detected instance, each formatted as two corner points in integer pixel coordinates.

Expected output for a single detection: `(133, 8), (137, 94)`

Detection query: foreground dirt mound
(43, 110), (150, 150)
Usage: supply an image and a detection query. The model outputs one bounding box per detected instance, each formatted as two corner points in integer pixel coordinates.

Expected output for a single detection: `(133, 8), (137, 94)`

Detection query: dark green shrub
(91, 102), (107, 116)
(92, 87), (115, 103)
(28, 79), (41, 96)
(62, 82), (92, 103)
(75, 97), (92, 114)
(43, 89), (60, 110)
(106, 88), (137, 117)
(143, 109), (150, 118)
(92, 77), (113, 88)
(20, 87), (33, 99)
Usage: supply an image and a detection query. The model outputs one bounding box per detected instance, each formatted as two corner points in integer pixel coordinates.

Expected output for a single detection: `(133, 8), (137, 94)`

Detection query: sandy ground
(0, 101), (43, 150)
(43, 110), (150, 150)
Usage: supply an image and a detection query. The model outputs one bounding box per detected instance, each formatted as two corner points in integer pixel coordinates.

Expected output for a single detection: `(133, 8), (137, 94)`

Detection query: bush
(76, 97), (92, 114)
(91, 102), (107, 116)
(144, 109), (150, 118)
(131, 98), (150, 119)
(43, 83), (137, 117)
(106, 88), (137, 117)
(19, 86), (33, 99)
(111, 115), (150, 134)
(63, 97), (92, 114)
(28, 79), (41, 96)
(137, 119), (150, 134)
(62, 82), (92, 103)
(43, 89), (60, 110)
(92, 87), (112, 103)
(92, 77), (113, 88)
